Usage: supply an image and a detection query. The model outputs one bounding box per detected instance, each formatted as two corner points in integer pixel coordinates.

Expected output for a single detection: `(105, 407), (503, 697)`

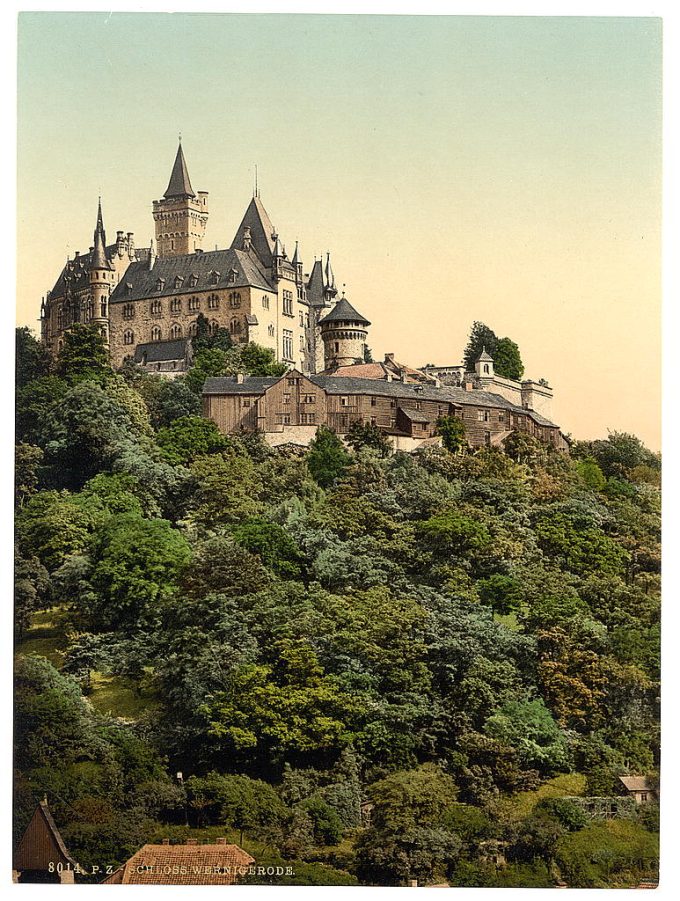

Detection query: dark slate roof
(202, 373), (560, 428)
(231, 196), (277, 267)
(319, 297), (370, 326)
(399, 407), (433, 423)
(164, 143), (195, 198)
(133, 338), (190, 363)
(49, 244), (121, 299)
(306, 259), (328, 308)
(203, 376), (278, 395)
(109, 248), (273, 304)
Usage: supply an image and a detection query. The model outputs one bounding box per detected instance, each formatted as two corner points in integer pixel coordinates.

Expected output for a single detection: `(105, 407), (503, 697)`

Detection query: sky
(16, 12), (662, 448)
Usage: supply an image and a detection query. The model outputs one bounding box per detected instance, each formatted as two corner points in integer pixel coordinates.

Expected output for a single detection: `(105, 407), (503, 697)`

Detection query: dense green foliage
(13, 328), (660, 886)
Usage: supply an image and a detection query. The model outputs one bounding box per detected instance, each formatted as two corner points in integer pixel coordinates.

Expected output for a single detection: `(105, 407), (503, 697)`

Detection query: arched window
(188, 321), (198, 337)
(268, 324), (275, 337)
(208, 294), (219, 310)
(170, 323), (182, 339)
(100, 300), (107, 318)
(210, 320), (220, 336)
(151, 299), (162, 315)
(484, 364), (489, 374)
(262, 295), (270, 310)
(230, 317), (242, 335)
(229, 292), (241, 308)
(151, 326), (161, 342)
(123, 303), (135, 320)
(124, 329), (135, 345)
(189, 296), (200, 311)
(170, 298), (181, 313)
(57, 307), (63, 329)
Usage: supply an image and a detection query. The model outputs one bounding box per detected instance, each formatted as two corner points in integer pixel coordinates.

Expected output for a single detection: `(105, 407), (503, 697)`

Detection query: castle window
(340, 396), (350, 407)
(276, 413), (292, 425)
(151, 326), (161, 342)
(124, 329), (135, 345)
(229, 317), (241, 335)
(282, 290), (293, 316)
(300, 412), (316, 425)
(334, 342), (339, 352)
(242, 398), (251, 408)
(156, 278), (165, 292)
(190, 273), (199, 287)
(228, 268), (238, 284)
(210, 320), (220, 336)
(499, 412), (505, 422)
(171, 298), (181, 313)
(371, 396), (377, 407)
(287, 377), (298, 387)
(282, 329), (293, 360)
(208, 294), (220, 310)
(188, 321), (198, 337)
(268, 324), (275, 337)
(299, 312), (304, 328)
(209, 270), (220, 285)
(229, 292), (241, 308)
(100, 300), (107, 318)
(305, 313), (310, 328)
(283, 394), (291, 405)
(151, 299), (162, 315)
(262, 295), (270, 310)
(302, 394), (316, 404)
(484, 364), (489, 374)
(170, 324), (182, 339)
(174, 275), (184, 289)
(123, 303), (135, 320)
(57, 307), (63, 328)
(189, 296), (200, 311)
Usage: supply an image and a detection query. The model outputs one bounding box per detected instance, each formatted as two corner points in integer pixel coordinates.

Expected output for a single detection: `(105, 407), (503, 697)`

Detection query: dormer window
(189, 273), (199, 287)
(209, 270), (220, 286)
(228, 268), (238, 285)
(125, 282), (133, 296)
(156, 278), (165, 292)
(174, 275), (184, 290)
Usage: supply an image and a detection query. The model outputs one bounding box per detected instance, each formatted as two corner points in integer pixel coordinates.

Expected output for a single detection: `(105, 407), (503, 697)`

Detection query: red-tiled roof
(103, 842), (255, 885)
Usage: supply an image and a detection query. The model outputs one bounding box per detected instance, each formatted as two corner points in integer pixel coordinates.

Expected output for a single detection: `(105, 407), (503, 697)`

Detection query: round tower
(89, 198), (112, 344)
(319, 294), (371, 370)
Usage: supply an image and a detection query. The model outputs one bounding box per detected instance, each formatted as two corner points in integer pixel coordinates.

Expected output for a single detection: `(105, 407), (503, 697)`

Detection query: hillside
(14, 326), (660, 887)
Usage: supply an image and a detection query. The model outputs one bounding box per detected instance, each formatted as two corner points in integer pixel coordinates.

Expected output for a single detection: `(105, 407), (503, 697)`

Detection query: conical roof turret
(91, 198), (109, 269)
(164, 141), (196, 199)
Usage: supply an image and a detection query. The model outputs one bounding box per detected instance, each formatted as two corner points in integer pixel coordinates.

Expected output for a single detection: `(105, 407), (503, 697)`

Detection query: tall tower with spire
(89, 198), (113, 344)
(152, 141), (208, 257)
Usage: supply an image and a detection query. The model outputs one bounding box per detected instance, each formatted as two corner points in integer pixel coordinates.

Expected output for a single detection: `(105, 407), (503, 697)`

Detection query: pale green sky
(17, 13), (662, 447)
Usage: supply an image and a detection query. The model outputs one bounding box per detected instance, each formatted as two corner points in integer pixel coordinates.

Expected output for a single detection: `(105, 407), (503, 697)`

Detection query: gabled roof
(49, 243), (121, 300)
(476, 347), (494, 363)
(13, 800), (77, 872)
(164, 142), (196, 198)
(399, 407), (432, 423)
(619, 775), (653, 793)
(203, 376), (279, 395)
(319, 297), (370, 326)
(109, 247), (273, 303)
(231, 196), (276, 267)
(101, 842), (254, 885)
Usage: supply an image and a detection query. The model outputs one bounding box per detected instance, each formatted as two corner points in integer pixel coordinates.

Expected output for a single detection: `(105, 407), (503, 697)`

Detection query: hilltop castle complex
(40, 142), (568, 451)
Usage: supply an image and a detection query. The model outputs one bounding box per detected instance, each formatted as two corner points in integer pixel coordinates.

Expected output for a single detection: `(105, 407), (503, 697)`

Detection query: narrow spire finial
(254, 164), (258, 199)
(178, 131), (182, 143)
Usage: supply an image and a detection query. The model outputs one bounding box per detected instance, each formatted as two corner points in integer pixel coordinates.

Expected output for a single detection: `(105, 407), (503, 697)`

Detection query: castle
(40, 141), (568, 451)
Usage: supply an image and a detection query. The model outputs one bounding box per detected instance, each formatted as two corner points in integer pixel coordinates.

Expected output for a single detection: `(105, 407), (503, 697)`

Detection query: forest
(14, 323), (661, 887)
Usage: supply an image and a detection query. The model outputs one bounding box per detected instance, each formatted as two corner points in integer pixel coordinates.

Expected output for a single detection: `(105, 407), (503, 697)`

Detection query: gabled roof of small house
(13, 800), (77, 872)
(398, 407), (433, 423)
(619, 775), (653, 793)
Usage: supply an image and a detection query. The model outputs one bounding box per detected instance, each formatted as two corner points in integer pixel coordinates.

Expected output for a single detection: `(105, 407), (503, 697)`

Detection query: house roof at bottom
(110, 843), (255, 885)
(134, 338), (190, 363)
(203, 376), (279, 395)
(399, 407), (433, 423)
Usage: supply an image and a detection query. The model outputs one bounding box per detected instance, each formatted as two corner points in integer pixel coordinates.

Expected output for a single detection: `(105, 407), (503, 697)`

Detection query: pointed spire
(324, 252), (335, 290)
(291, 241), (300, 266)
(91, 198), (109, 269)
(272, 232), (283, 258)
(148, 238), (156, 270)
(164, 141), (195, 199)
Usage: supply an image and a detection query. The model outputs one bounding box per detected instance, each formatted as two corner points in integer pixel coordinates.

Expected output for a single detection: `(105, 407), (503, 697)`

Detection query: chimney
(161, 838), (170, 846)
(384, 352), (395, 363)
(215, 838), (227, 845)
(148, 239), (156, 271)
(463, 380), (473, 391)
(236, 373), (245, 384)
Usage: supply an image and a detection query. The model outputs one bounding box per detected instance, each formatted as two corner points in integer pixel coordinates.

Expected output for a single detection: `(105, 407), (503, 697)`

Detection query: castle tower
(319, 294), (371, 370)
(89, 198), (112, 344)
(152, 141), (208, 257)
